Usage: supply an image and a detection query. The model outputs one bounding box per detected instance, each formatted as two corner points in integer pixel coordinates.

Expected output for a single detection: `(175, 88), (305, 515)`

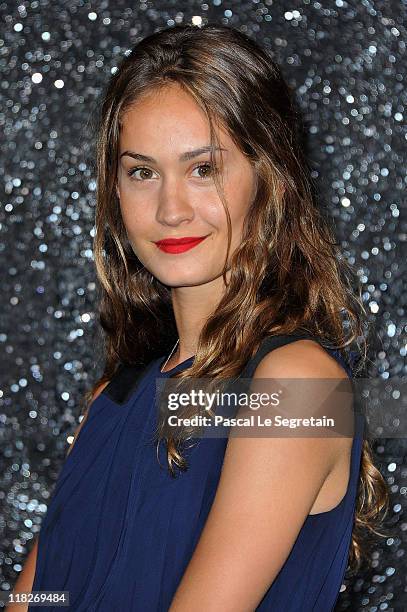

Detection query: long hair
(84, 23), (389, 573)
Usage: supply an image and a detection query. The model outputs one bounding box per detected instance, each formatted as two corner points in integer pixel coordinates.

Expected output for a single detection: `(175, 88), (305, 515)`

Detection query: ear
(115, 180), (120, 200)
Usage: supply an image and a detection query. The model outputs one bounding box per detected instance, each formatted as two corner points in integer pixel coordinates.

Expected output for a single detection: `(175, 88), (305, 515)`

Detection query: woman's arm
(6, 381), (110, 612)
(169, 340), (351, 611)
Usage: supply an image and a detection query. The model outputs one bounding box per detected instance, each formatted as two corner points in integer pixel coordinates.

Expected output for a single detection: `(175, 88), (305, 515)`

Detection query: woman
(12, 23), (388, 611)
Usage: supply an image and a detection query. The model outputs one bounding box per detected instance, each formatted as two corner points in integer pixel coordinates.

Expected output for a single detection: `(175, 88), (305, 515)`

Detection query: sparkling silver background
(1, 1), (406, 609)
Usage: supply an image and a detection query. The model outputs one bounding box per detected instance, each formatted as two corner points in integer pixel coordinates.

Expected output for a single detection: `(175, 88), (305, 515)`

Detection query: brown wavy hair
(79, 23), (389, 573)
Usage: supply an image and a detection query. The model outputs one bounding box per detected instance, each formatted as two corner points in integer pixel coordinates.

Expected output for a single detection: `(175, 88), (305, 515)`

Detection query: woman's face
(116, 83), (257, 289)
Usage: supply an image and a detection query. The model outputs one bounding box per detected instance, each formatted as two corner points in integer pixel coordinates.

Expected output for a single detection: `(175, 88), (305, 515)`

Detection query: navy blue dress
(29, 333), (364, 611)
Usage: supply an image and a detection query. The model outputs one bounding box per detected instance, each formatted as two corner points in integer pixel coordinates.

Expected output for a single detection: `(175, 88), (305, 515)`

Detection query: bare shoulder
(252, 338), (349, 380)
(251, 337), (353, 515)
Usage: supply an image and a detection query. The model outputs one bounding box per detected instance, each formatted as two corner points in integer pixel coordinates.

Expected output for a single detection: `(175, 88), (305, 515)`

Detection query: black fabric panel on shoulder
(101, 361), (153, 406)
(239, 332), (316, 379)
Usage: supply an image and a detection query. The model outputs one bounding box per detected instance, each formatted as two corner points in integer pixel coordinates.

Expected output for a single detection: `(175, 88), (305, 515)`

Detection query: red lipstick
(154, 235), (209, 254)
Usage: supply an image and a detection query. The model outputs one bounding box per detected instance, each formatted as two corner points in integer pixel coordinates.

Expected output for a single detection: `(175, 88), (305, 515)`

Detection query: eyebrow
(119, 146), (227, 163)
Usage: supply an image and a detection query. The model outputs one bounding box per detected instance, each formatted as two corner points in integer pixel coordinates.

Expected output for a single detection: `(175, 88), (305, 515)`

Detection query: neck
(169, 272), (229, 361)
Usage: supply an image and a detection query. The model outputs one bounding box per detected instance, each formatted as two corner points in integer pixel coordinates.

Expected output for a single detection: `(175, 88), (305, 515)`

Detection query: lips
(154, 235), (209, 254)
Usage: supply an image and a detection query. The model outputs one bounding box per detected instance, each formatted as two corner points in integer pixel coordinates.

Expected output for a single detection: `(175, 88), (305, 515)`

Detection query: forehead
(119, 83), (232, 151)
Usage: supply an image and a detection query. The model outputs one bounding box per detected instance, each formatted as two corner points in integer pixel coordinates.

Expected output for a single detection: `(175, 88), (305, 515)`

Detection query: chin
(156, 271), (212, 288)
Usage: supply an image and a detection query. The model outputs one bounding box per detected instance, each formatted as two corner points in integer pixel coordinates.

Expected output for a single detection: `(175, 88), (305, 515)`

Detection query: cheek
(224, 164), (255, 220)
(197, 199), (226, 230)
(119, 198), (153, 242)
(223, 185), (253, 230)
(117, 177), (151, 222)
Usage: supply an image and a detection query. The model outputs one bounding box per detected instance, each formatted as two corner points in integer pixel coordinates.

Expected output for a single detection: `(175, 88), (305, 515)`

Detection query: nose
(155, 177), (195, 227)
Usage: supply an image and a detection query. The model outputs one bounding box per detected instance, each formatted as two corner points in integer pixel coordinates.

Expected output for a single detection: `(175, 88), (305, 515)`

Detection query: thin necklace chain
(160, 338), (179, 373)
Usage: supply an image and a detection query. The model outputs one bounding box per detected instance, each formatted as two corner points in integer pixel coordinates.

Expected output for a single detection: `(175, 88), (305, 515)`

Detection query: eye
(127, 167), (157, 181)
(191, 163), (214, 180)
(126, 163), (215, 181)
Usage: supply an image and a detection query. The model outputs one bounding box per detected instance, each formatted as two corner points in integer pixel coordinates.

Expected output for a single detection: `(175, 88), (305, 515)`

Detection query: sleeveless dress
(29, 332), (365, 611)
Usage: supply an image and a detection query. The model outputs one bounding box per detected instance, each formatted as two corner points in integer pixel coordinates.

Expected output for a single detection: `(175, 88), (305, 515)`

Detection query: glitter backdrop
(1, 1), (406, 610)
